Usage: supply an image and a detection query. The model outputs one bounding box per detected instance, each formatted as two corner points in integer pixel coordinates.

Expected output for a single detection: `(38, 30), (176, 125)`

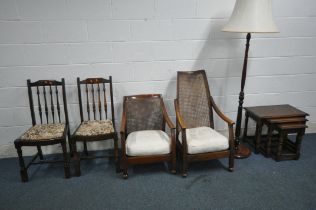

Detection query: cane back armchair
(175, 70), (235, 177)
(70, 77), (119, 176)
(14, 79), (70, 182)
(120, 94), (176, 179)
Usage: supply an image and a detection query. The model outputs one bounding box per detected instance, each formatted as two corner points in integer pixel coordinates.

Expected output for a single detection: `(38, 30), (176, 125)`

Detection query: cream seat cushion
(74, 120), (114, 137)
(178, 126), (229, 154)
(126, 130), (171, 156)
(20, 123), (65, 141)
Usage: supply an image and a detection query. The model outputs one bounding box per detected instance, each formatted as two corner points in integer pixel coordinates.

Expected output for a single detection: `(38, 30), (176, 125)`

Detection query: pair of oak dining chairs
(14, 70), (235, 182)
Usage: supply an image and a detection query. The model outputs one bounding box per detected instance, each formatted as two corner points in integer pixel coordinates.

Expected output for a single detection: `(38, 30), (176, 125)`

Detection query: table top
(244, 104), (309, 119)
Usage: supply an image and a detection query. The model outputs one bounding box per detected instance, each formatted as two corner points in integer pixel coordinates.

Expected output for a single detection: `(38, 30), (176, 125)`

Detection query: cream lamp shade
(222, 0), (279, 33)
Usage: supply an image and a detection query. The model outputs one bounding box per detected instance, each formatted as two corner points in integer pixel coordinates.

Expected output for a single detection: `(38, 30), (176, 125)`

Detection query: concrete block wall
(0, 0), (316, 157)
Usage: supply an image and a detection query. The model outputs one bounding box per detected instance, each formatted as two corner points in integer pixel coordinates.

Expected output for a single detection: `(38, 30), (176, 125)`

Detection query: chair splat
(85, 83), (90, 121)
(42, 86), (49, 124)
(36, 86), (43, 124)
(49, 85), (55, 123)
(91, 84), (96, 120)
(103, 83), (108, 119)
(97, 83), (102, 120)
(55, 85), (61, 123)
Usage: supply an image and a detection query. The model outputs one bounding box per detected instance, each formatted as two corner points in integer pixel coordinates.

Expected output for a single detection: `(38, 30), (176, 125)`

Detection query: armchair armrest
(161, 100), (175, 130)
(174, 99), (187, 129)
(210, 97), (235, 126)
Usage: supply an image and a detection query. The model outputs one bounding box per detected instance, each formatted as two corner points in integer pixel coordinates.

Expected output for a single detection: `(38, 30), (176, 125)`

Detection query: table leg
(276, 130), (285, 161)
(242, 113), (249, 141)
(255, 121), (263, 154)
(295, 129), (305, 160)
(266, 125), (273, 157)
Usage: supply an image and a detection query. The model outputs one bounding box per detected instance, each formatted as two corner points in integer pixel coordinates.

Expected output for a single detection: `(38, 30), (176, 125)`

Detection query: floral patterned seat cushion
(20, 123), (65, 141)
(74, 120), (115, 137)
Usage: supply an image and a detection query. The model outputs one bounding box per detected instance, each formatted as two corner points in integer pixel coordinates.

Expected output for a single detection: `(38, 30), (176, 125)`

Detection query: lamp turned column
(234, 33), (252, 159)
(222, 0), (279, 159)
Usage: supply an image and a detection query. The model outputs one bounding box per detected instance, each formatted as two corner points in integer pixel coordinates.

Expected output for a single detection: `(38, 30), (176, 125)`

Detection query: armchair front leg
(170, 128), (176, 174)
(161, 100), (177, 174)
(228, 124), (235, 172)
(181, 128), (188, 177)
(174, 99), (189, 177)
(120, 132), (128, 179)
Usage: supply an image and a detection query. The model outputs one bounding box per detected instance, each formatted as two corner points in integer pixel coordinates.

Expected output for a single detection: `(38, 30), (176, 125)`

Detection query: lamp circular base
(235, 144), (251, 159)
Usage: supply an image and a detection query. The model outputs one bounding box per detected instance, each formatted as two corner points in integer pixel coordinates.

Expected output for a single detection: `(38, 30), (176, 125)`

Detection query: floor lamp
(222, 0), (279, 158)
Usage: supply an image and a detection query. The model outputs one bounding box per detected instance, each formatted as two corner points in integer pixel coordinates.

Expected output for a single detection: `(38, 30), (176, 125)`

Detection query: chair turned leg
(171, 154), (176, 174)
(37, 145), (44, 160)
(123, 169), (128, 179)
(114, 136), (121, 173)
(72, 140), (81, 177)
(228, 152), (234, 172)
(121, 157), (128, 179)
(68, 139), (73, 157)
(182, 153), (188, 178)
(83, 141), (88, 156)
(15, 145), (28, 182)
(61, 141), (70, 179)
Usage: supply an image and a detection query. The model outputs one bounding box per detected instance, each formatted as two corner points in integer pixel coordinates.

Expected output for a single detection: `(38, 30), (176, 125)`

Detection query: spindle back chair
(71, 77), (119, 176)
(77, 77), (115, 123)
(28, 80), (70, 125)
(14, 79), (70, 182)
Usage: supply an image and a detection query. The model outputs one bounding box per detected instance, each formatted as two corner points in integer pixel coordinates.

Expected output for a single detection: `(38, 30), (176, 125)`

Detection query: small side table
(266, 118), (307, 161)
(243, 105), (309, 156)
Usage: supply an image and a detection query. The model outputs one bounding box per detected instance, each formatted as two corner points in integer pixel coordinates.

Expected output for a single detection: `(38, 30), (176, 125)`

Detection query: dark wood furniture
(14, 79), (70, 182)
(70, 77), (119, 176)
(234, 33), (252, 159)
(243, 104), (309, 160)
(120, 94), (176, 179)
(266, 118), (307, 161)
(175, 70), (235, 177)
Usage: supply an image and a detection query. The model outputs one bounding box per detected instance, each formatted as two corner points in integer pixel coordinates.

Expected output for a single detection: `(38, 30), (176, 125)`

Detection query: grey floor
(1, 134), (316, 210)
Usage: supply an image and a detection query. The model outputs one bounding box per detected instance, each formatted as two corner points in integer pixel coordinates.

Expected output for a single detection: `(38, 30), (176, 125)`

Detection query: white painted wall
(0, 0), (316, 157)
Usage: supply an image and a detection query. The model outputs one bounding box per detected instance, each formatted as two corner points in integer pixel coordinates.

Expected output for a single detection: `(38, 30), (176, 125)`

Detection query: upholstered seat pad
(20, 123), (65, 141)
(126, 130), (171, 156)
(74, 120), (114, 137)
(179, 126), (229, 154)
